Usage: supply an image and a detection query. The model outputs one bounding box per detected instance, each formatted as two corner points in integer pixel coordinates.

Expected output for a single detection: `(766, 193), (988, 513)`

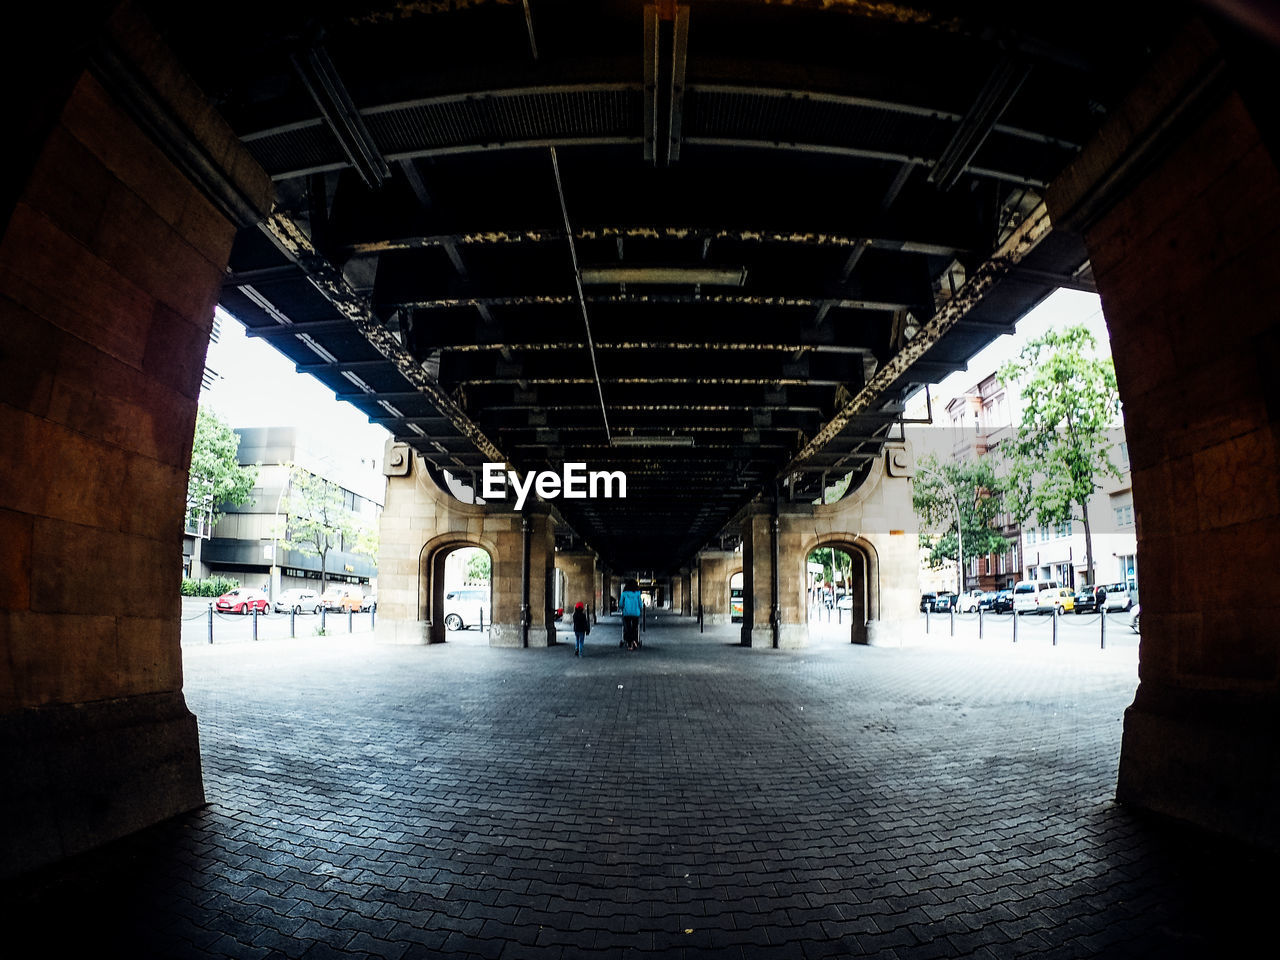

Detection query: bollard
(949, 608), (955, 637)
(699, 603), (704, 634)
(371, 605), (376, 630)
(290, 608), (296, 638)
(1052, 606), (1059, 646)
(321, 607), (326, 634)
(479, 606), (484, 631)
(1100, 607), (1107, 650)
(252, 606), (259, 642)
(925, 608), (929, 634)
(207, 604), (214, 645)
(348, 608), (354, 633)
(1013, 611), (1018, 644)
(978, 607), (984, 639)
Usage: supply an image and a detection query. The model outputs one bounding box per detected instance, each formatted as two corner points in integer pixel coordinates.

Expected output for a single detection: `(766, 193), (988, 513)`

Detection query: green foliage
(187, 406), (258, 529)
(279, 465), (373, 590)
(181, 574), (240, 597)
(465, 549), (491, 583)
(912, 454), (1010, 571)
(997, 324), (1121, 582)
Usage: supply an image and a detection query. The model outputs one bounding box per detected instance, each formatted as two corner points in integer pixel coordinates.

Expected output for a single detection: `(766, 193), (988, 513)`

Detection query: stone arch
(728, 566), (744, 621)
(801, 535), (880, 645)
(418, 533), (499, 645)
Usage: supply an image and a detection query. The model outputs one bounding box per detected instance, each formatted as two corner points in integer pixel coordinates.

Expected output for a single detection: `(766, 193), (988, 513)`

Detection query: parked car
(319, 587), (344, 611)
(215, 587), (269, 615)
(930, 592), (957, 612)
(1073, 588), (1099, 614)
(338, 590), (367, 613)
(955, 590), (986, 613)
(975, 591), (999, 611)
(919, 592), (937, 613)
(1012, 580), (1061, 614)
(1130, 604), (1140, 633)
(836, 595), (853, 611)
(990, 590), (1014, 614)
(443, 587), (491, 630)
(361, 591), (377, 613)
(273, 588), (322, 614)
(1096, 582), (1135, 612)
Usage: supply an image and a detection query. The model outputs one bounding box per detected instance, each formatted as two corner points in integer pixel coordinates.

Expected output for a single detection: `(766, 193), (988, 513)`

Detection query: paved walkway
(5, 613), (1273, 958)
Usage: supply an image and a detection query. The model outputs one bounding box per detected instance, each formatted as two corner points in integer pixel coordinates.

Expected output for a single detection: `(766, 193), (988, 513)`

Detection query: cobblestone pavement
(5, 613), (1273, 958)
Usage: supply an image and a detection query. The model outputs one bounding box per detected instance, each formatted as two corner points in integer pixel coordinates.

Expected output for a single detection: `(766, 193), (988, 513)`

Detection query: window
(1055, 521), (1072, 538)
(1119, 441), (1130, 466)
(1027, 527), (1036, 543)
(1114, 504), (1134, 527)
(1040, 524), (1050, 542)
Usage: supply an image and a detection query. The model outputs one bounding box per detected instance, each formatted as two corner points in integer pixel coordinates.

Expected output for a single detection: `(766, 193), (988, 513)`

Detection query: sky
(200, 306), (392, 469)
(905, 287), (1108, 417)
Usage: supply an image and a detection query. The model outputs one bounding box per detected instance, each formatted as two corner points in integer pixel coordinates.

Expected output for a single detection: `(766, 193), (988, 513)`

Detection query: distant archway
(803, 537), (879, 644)
(419, 535), (496, 644)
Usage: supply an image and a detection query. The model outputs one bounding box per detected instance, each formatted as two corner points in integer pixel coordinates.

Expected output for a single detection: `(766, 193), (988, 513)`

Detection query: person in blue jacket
(620, 580), (643, 650)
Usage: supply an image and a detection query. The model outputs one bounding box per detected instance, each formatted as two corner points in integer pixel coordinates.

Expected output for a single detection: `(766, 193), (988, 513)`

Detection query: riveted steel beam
(259, 212), (506, 463)
(780, 200), (1052, 478)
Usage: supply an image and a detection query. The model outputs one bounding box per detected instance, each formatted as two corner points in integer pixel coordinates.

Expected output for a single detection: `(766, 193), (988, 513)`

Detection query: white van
(1013, 580), (1060, 614)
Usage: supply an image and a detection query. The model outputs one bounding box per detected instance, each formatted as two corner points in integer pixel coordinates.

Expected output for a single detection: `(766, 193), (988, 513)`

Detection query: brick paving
(4, 612), (1273, 958)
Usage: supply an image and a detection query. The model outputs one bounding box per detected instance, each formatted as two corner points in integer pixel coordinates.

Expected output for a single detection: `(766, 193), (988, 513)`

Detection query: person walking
(620, 580), (643, 650)
(572, 602), (590, 657)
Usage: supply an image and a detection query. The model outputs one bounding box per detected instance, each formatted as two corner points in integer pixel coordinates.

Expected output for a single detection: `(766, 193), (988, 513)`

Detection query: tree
(279, 466), (369, 591)
(997, 324), (1121, 587)
(912, 454), (1010, 596)
(465, 550), (491, 583)
(186, 406), (257, 532)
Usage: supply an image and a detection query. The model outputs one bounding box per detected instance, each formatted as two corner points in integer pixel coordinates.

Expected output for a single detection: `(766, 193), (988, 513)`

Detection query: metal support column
(521, 515), (532, 648)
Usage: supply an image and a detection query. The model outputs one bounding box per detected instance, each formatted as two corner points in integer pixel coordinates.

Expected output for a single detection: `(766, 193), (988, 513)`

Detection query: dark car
(930, 592), (957, 612)
(976, 591), (998, 611)
(990, 590), (1014, 614)
(1073, 589), (1099, 614)
(919, 592), (937, 613)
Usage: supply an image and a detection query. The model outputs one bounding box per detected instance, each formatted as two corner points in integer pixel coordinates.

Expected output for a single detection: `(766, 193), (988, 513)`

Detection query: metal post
(479, 606), (484, 631)
(978, 607), (984, 639)
(521, 515), (531, 648)
(1100, 605), (1107, 650)
(949, 607), (955, 637)
(290, 608), (296, 638)
(252, 606), (259, 642)
(1012, 611), (1018, 643)
(321, 606), (326, 634)
(925, 607), (929, 633)
(771, 498), (781, 649)
(348, 609), (354, 633)
(207, 604), (213, 645)
(698, 557), (704, 634)
(642, 604), (646, 633)
(1052, 606), (1059, 646)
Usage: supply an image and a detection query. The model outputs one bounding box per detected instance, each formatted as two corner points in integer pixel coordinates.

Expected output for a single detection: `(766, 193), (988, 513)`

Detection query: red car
(215, 588), (270, 615)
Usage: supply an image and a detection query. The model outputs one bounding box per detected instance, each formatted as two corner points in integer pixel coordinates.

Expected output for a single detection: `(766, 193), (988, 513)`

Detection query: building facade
(184, 427), (385, 598)
(912, 341), (1138, 597)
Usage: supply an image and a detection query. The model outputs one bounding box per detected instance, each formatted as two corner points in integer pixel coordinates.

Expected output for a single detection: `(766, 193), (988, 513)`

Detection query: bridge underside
(1, 0), (1278, 876)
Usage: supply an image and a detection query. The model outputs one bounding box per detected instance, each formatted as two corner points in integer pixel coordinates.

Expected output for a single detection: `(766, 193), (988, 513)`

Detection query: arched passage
(418, 536), (497, 645)
(804, 538), (879, 645)
(728, 568), (744, 622)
